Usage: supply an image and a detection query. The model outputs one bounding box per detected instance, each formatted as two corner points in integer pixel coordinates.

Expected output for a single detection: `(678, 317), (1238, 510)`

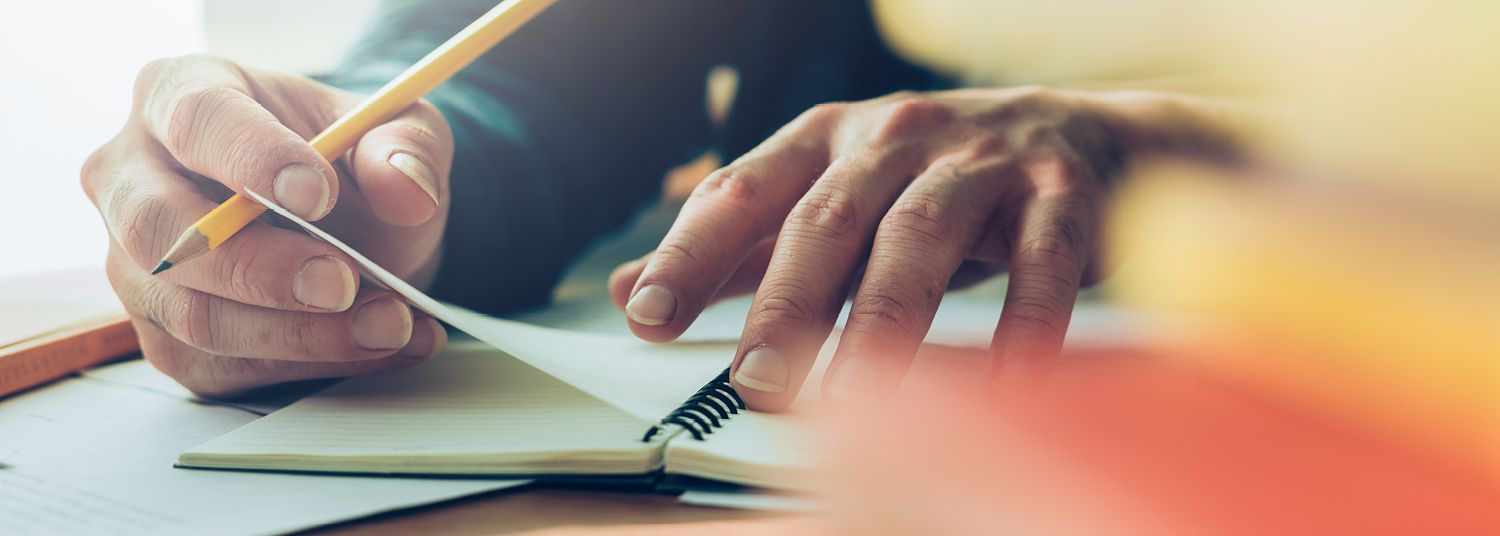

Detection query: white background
(0, 2), (201, 279)
(0, 1), (373, 280)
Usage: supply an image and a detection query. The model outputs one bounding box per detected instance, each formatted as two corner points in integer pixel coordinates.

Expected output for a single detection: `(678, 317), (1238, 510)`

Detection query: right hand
(82, 56), (455, 397)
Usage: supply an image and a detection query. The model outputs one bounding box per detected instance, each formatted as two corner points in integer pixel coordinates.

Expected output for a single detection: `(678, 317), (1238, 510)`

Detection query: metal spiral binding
(641, 367), (746, 442)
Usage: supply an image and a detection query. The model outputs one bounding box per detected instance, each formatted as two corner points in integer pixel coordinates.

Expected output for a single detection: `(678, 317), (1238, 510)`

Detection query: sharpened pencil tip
(150, 261), (172, 275)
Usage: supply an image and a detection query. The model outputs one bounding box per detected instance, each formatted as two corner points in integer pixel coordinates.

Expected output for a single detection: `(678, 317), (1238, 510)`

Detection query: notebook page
(181, 342), (659, 474)
(664, 409), (821, 491)
(448, 310), (738, 421)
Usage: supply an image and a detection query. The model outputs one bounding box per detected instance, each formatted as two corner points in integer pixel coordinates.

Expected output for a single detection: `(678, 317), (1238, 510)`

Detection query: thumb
(348, 100), (453, 227)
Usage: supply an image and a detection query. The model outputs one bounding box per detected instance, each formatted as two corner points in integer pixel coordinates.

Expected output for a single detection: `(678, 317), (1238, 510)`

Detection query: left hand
(609, 87), (1201, 411)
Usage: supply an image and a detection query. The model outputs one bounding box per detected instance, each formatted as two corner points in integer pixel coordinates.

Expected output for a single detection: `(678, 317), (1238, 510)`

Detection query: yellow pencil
(153, 0), (557, 274)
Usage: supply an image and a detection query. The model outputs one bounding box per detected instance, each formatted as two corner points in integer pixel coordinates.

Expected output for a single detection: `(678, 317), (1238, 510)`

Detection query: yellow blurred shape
(1211, 0), (1500, 197)
(876, 0), (1500, 199)
(1109, 162), (1500, 479)
(872, 0), (1221, 85)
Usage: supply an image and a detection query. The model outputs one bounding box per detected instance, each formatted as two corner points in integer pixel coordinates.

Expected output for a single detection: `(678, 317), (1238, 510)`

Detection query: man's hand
(610, 87), (1185, 411)
(82, 55), (454, 397)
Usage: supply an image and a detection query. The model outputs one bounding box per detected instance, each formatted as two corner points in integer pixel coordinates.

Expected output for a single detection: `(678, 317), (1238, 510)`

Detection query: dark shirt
(322, 0), (947, 315)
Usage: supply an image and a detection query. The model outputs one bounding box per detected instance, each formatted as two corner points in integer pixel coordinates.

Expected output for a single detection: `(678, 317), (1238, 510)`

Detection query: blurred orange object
(826, 348), (1500, 535)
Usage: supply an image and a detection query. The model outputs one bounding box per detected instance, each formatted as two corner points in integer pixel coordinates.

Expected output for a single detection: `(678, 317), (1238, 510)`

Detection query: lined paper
(0, 365), (522, 536)
(0, 470), (183, 535)
(665, 409), (819, 491)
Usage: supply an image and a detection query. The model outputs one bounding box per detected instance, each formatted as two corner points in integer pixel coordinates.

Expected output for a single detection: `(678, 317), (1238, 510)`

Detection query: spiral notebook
(177, 191), (818, 490)
(178, 337), (815, 490)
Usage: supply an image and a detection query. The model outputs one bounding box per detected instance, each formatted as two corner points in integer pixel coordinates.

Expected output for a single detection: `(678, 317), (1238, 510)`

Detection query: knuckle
(1003, 295), (1069, 340)
(110, 183), (174, 262)
(653, 227), (717, 273)
(1026, 157), (1085, 198)
(1015, 270), (1079, 305)
(754, 282), (821, 324)
(133, 57), (177, 105)
(104, 253), (131, 293)
(136, 57), (172, 85)
(693, 166), (763, 211)
(217, 250), (282, 308)
(966, 134), (1012, 158)
(848, 291), (922, 338)
(107, 253), (154, 314)
(163, 85), (247, 158)
(879, 194), (954, 250)
(1001, 85), (1062, 110)
(1018, 232), (1082, 271)
(79, 145), (110, 198)
(174, 290), (221, 351)
(796, 101), (851, 129)
(873, 97), (951, 143)
(282, 313), (321, 359)
(1051, 212), (1090, 249)
(786, 188), (860, 237)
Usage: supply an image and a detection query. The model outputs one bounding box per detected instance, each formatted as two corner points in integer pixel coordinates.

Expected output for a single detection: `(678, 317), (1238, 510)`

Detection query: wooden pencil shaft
(310, 0), (556, 159)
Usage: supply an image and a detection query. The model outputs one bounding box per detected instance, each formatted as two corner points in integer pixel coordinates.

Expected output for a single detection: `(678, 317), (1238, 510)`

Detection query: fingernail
(399, 318), (444, 359)
(353, 298), (413, 351)
(388, 152), (439, 207)
(292, 256), (355, 311)
(734, 346), (788, 394)
(273, 164), (331, 219)
(827, 358), (878, 400)
(625, 284), (676, 326)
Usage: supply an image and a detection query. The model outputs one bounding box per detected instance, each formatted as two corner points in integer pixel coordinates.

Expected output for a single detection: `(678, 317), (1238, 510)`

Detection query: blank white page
(180, 342), (659, 475)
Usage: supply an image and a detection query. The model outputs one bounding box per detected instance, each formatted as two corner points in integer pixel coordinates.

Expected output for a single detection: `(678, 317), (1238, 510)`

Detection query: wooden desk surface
(307, 484), (780, 536)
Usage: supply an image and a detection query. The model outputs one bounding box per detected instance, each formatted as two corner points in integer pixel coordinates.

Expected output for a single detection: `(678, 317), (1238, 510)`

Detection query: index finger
(137, 56), (338, 220)
(621, 107), (839, 342)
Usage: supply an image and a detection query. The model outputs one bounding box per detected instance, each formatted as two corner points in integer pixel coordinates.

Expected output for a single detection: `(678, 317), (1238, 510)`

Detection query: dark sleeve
(321, 0), (729, 314)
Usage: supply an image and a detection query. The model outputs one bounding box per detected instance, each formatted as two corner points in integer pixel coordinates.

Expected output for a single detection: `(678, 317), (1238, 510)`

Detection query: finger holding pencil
(80, 0), (555, 397)
(153, 0), (557, 274)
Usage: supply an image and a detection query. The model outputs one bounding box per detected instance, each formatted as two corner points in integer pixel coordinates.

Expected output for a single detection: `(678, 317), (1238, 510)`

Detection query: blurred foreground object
(828, 347), (1500, 535)
(814, 158), (1499, 535)
(1111, 164), (1500, 482)
(877, 0), (1500, 197)
(1214, 0), (1500, 196)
